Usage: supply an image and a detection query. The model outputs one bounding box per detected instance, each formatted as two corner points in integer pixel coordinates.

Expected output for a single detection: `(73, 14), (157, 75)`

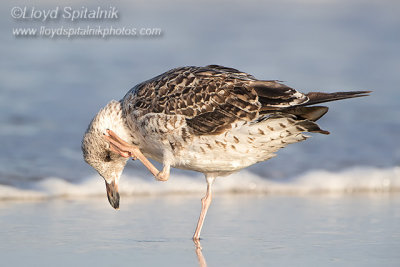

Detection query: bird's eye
(104, 152), (112, 162)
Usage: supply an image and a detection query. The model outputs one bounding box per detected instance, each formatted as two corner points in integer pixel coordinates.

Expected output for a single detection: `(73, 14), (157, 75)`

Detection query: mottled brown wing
(122, 65), (309, 135)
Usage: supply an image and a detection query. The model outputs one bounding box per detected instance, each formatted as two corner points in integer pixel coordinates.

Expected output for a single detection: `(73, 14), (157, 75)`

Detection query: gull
(81, 65), (370, 241)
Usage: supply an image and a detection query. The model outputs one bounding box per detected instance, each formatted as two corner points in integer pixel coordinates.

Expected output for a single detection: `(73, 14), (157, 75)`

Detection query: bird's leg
(104, 129), (139, 159)
(155, 163), (170, 181)
(104, 129), (164, 180)
(193, 175), (215, 241)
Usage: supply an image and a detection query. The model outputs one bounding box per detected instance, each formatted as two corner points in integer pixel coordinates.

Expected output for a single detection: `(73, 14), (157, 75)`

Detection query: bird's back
(119, 65), (369, 174)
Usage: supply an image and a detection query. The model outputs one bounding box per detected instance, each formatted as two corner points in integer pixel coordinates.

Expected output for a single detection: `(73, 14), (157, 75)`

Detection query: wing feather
(122, 65), (317, 135)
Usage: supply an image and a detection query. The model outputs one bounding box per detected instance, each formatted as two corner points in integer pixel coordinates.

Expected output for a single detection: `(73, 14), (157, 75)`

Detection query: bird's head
(81, 100), (129, 210)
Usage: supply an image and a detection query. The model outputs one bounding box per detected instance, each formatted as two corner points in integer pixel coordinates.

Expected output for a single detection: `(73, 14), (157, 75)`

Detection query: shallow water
(1, 194), (399, 266)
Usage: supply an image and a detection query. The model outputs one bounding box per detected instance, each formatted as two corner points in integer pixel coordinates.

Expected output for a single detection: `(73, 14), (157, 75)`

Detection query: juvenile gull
(81, 65), (370, 241)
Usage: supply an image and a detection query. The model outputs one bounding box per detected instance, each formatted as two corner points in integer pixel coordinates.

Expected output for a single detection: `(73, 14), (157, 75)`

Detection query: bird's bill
(105, 180), (120, 210)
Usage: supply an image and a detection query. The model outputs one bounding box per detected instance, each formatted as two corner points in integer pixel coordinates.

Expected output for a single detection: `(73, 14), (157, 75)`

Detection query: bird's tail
(280, 91), (371, 123)
(302, 91), (371, 106)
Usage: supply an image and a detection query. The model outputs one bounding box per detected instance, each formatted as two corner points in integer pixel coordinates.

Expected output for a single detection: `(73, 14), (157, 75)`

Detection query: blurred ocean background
(0, 0), (399, 197)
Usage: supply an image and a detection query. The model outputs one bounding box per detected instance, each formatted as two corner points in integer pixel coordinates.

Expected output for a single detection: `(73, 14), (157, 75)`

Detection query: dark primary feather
(303, 91), (371, 106)
(122, 65), (370, 135)
(251, 80), (308, 111)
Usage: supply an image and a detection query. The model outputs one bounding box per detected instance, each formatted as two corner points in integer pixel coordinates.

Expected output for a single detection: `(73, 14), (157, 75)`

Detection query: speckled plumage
(111, 65), (365, 175)
(122, 65), (308, 135)
(83, 64), (370, 178)
(82, 64), (369, 240)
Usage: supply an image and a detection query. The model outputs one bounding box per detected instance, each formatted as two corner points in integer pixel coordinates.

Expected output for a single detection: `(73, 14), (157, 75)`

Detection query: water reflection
(194, 239), (207, 267)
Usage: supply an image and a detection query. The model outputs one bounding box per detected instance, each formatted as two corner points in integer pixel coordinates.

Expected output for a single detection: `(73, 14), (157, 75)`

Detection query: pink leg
(104, 129), (170, 181)
(193, 176), (215, 241)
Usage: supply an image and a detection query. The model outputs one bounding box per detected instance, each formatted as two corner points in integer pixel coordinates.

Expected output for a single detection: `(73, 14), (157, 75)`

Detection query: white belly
(141, 117), (309, 174)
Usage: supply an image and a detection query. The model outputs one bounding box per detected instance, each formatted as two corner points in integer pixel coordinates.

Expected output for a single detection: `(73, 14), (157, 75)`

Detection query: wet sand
(0, 194), (399, 266)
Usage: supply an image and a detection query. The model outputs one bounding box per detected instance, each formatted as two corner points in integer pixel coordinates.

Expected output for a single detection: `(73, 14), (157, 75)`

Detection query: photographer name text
(11, 6), (119, 22)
